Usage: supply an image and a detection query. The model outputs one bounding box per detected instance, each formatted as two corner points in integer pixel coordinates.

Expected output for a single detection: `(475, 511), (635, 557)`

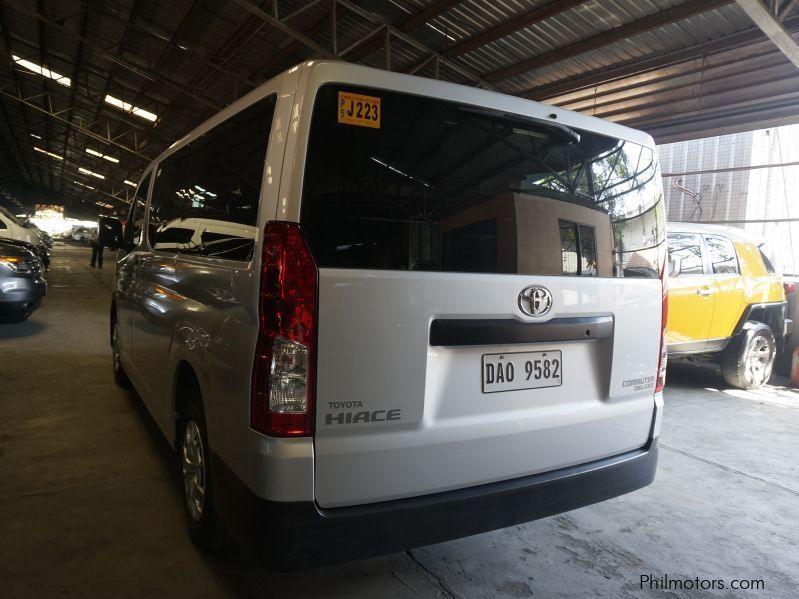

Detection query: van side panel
(179, 83), (296, 489)
(121, 70), (298, 496)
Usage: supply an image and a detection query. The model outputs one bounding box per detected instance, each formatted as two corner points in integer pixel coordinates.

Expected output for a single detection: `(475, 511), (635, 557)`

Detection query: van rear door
(298, 84), (666, 508)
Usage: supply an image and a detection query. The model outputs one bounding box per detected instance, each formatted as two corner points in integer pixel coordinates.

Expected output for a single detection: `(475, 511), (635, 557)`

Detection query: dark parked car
(0, 239), (46, 322)
(0, 237), (49, 271)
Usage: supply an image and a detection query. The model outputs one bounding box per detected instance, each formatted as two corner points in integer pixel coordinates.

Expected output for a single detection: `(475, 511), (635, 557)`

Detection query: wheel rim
(182, 421), (206, 522)
(743, 335), (773, 387)
(112, 323), (121, 373)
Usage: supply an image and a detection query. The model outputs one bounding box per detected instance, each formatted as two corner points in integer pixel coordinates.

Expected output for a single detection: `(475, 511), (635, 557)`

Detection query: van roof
(152, 60), (655, 168)
(301, 61), (655, 148)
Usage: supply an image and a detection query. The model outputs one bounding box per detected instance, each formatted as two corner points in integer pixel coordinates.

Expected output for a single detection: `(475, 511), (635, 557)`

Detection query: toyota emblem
(518, 286), (553, 317)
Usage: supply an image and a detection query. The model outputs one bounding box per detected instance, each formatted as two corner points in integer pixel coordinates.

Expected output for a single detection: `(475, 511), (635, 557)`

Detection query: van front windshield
(300, 85), (666, 278)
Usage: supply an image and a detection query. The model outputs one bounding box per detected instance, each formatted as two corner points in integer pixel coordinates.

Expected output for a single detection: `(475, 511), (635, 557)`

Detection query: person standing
(89, 228), (103, 268)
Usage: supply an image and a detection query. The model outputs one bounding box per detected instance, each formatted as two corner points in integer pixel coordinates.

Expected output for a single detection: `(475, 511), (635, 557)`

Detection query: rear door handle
(696, 288), (713, 297)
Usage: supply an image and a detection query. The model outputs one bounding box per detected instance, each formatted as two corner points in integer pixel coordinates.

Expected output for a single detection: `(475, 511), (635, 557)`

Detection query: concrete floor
(2, 244), (798, 599)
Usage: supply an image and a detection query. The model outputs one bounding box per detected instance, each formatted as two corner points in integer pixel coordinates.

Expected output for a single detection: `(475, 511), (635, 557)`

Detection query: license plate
(482, 350), (562, 393)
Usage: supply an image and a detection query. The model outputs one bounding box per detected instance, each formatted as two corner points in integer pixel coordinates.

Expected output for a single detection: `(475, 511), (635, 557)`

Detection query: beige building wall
(441, 193), (613, 276)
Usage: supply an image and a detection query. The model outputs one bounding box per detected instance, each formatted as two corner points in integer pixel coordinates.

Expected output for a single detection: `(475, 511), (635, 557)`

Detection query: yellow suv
(667, 223), (790, 389)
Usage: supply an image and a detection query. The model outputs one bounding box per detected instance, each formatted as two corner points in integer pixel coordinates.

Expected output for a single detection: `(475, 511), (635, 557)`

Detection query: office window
(559, 220), (596, 276)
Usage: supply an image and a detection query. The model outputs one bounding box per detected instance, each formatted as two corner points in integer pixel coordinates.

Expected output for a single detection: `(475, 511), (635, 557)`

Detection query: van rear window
(300, 85), (665, 277)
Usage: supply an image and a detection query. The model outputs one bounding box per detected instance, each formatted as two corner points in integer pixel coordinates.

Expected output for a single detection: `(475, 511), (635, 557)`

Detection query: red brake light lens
(251, 222), (318, 437)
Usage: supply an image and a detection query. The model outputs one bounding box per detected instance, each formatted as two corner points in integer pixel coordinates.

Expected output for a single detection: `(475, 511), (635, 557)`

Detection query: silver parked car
(110, 61), (667, 569)
(0, 239), (46, 321)
(71, 226), (94, 243)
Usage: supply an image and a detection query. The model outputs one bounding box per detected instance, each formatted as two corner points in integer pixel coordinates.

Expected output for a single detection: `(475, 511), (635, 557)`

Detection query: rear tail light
(0, 255), (32, 273)
(656, 268), (669, 393)
(0, 256), (21, 271)
(251, 222), (318, 437)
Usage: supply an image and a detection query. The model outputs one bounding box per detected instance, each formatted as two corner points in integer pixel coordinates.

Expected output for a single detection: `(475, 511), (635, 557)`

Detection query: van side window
(126, 173), (150, 247)
(147, 95), (276, 261)
(704, 235), (738, 274)
(0, 217), (6, 229)
(667, 233), (704, 274)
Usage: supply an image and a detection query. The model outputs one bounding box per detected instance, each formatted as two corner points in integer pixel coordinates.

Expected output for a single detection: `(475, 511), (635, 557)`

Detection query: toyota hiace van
(111, 61), (667, 569)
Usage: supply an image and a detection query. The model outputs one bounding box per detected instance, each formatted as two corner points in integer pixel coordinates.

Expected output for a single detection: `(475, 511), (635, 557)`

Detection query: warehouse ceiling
(1, 0), (799, 216)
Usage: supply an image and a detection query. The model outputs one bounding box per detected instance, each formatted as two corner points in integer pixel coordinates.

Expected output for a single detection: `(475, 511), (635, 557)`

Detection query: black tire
(178, 395), (227, 551)
(111, 319), (132, 389)
(720, 322), (776, 390)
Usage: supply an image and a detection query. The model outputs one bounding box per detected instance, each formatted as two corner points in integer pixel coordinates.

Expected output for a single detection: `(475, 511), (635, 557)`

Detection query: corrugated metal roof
(2, 0), (799, 214)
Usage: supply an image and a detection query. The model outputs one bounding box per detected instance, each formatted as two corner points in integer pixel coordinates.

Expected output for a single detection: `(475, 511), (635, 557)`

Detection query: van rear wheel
(179, 396), (226, 551)
(720, 323), (775, 390)
(111, 320), (132, 389)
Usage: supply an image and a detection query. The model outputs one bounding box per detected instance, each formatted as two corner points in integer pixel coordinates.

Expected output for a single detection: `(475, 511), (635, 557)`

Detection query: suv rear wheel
(720, 322), (776, 390)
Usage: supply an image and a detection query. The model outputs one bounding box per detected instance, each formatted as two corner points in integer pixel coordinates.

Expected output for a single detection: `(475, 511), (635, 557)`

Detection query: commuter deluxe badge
(338, 91), (381, 128)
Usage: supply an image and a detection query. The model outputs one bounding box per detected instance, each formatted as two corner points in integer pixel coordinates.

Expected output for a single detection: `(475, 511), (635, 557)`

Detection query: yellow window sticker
(338, 92), (381, 129)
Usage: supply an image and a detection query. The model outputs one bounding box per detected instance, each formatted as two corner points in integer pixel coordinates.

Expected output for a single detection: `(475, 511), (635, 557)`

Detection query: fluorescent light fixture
(194, 185), (206, 192)
(33, 146), (63, 160)
(85, 148), (119, 163)
(78, 167), (105, 180)
(30, 133), (42, 140)
(426, 23), (456, 41)
(73, 180), (95, 190)
(386, 0), (455, 40)
(123, 180), (137, 187)
(104, 94), (158, 122)
(95, 201), (114, 209)
(12, 54), (71, 87)
(205, 191), (217, 198)
(370, 156), (431, 188)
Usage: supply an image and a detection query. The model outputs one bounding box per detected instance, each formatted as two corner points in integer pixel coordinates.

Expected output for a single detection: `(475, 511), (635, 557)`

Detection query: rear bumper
(0, 277), (45, 316)
(212, 440), (658, 570)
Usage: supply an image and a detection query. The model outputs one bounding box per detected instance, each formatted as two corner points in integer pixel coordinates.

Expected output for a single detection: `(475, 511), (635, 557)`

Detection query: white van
(0, 206), (42, 247)
(110, 61), (667, 569)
